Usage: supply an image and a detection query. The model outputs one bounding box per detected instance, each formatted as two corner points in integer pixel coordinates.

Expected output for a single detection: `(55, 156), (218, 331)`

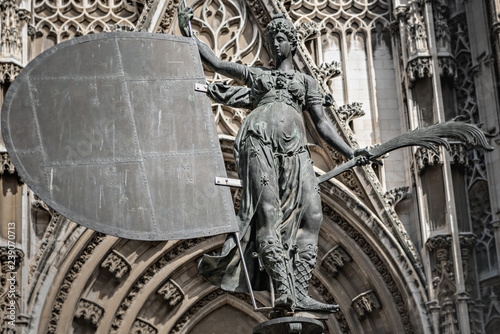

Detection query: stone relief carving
(432, 0), (451, 52)
(170, 289), (267, 334)
(351, 290), (382, 320)
(47, 233), (106, 334)
(33, 0), (143, 44)
(449, 142), (468, 166)
(438, 56), (457, 79)
(322, 205), (414, 333)
(405, 0), (429, 57)
(157, 279), (184, 307)
(415, 146), (442, 174)
(109, 238), (206, 334)
(0, 246), (24, 331)
(131, 318), (158, 334)
(101, 250), (131, 280)
(0, 0), (30, 58)
(321, 245), (352, 277)
(0, 153), (16, 176)
(74, 298), (104, 326)
(309, 276), (350, 333)
(407, 57), (433, 83)
(0, 62), (23, 84)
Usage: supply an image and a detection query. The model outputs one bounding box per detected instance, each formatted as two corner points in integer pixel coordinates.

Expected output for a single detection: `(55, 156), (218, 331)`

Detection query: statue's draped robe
(198, 67), (323, 292)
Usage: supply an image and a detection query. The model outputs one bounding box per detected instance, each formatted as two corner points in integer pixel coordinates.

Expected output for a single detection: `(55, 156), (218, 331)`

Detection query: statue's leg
(246, 143), (294, 308)
(293, 180), (339, 313)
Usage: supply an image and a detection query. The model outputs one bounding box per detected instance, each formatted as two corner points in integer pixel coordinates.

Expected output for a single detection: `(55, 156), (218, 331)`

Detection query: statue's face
(271, 31), (293, 61)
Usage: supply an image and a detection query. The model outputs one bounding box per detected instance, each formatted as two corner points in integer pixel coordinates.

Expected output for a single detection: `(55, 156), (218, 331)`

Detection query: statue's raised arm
(178, 4), (247, 84)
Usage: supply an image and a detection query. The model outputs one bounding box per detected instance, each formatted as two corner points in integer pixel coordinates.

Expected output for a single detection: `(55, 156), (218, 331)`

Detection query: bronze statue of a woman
(178, 6), (369, 313)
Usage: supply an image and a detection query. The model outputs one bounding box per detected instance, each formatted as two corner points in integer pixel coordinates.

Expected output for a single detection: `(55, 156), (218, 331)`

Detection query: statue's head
(265, 14), (298, 57)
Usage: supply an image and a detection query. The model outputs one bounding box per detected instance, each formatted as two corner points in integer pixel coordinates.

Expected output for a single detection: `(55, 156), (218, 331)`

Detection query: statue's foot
(274, 293), (295, 310)
(295, 296), (339, 313)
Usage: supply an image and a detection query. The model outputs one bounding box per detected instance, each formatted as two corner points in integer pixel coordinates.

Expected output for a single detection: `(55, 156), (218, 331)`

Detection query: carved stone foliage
(74, 298), (104, 327)
(157, 279), (184, 308)
(321, 245), (352, 277)
(0, 153), (15, 176)
(295, 21), (319, 42)
(384, 186), (411, 210)
(352, 290), (382, 320)
(101, 250), (131, 280)
(33, 0), (143, 45)
(415, 146), (442, 174)
(337, 102), (365, 124)
(312, 61), (342, 85)
(131, 318), (158, 334)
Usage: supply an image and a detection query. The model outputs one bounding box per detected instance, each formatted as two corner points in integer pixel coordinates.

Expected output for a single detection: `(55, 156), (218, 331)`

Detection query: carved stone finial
(321, 245), (352, 277)
(74, 299), (104, 326)
(337, 102), (365, 124)
(384, 186), (411, 209)
(101, 250), (131, 280)
(157, 279), (184, 307)
(351, 290), (382, 320)
(131, 318), (158, 334)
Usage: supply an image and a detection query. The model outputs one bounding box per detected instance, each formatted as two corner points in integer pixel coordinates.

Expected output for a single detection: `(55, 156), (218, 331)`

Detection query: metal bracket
(215, 177), (242, 188)
(194, 83), (208, 93)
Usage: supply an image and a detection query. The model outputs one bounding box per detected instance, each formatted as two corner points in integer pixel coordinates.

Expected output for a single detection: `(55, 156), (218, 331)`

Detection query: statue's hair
(265, 14), (298, 55)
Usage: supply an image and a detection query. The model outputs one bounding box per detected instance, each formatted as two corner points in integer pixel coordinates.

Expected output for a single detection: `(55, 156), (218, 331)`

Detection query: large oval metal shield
(2, 32), (237, 240)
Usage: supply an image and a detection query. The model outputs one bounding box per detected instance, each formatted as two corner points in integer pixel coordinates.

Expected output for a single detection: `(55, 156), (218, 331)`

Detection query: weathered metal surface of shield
(2, 32), (237, 240)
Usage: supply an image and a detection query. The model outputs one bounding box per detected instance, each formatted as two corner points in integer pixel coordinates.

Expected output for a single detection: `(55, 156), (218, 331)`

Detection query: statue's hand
(323, 93), (334, 107)
(177, 3), (194, 37)
(353, 148), (372, 166)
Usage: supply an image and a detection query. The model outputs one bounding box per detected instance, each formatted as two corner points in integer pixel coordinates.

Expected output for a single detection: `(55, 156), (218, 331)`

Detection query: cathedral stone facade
(1, 0), (499, 333)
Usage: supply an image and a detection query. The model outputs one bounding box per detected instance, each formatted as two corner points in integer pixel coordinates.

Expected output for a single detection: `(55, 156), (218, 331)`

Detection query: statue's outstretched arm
(308, 103), (355, 159)
(178, 4), (246, 83)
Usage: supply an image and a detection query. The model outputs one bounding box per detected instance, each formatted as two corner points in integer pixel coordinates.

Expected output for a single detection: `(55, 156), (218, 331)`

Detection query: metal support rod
(234, 232), (274, 312)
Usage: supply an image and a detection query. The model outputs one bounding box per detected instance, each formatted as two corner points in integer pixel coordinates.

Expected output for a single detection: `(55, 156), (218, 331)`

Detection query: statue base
(253, 316), (325, 334)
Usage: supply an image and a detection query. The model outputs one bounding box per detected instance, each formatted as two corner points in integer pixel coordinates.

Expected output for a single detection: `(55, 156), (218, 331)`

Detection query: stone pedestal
(253, 316), (325, 334)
